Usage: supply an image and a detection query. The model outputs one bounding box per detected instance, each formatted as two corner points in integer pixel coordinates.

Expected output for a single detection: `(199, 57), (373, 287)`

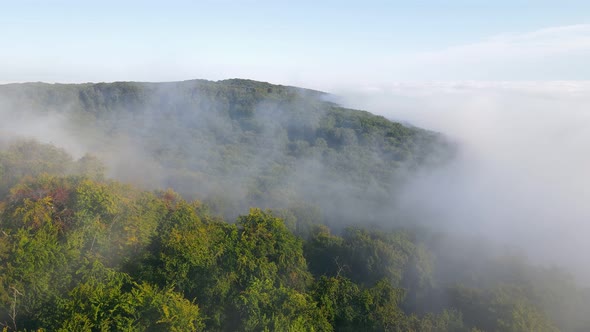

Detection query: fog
(0, 81), (375, 221)
(338, 81), (590, 282)
(1, 80), (589, 283)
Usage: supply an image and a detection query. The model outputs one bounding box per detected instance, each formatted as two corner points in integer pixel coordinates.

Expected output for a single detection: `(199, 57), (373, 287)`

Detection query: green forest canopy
(0, 79), (589, 331)
(0, 79), (450, 224)
(0, 141), (588, 331)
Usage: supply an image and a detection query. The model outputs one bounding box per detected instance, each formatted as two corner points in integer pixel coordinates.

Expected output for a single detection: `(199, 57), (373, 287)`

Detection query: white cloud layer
(3, 23), (590, 85)
(313, 24), (590, 87)
(338, 81), (590, 282)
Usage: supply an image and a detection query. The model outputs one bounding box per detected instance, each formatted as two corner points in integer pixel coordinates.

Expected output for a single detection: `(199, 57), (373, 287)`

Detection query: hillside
(1, 141), (587, 331)
(0, 79), (450, 226)
(1, 79), (588, 331)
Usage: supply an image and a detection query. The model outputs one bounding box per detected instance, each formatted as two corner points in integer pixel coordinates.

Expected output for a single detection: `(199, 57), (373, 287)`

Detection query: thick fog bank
(2, 79), (589, 282)
(339, 81), (590, 282)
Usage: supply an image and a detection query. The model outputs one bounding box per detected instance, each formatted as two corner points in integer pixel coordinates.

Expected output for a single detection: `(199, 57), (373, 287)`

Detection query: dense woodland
(0, 80), (589, 331)
(0, 79), (448, 223)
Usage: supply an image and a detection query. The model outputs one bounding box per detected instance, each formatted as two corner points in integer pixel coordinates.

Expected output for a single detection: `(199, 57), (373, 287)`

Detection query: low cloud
(339, 81), (590, 282)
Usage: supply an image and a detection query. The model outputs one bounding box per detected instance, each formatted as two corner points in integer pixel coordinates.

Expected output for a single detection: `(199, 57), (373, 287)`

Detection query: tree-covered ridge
(0, 79), (451, 223)
(1, 140), (589, 331)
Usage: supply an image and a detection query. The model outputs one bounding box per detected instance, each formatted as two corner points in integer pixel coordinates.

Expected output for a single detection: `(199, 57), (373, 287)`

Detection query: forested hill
(1, 80), (590, 331)
(0, 79), (450, 225)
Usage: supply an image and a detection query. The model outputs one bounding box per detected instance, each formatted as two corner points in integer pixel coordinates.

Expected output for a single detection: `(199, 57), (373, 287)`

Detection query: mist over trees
(0, 79), (450, 225)
(0, 80), (589, 331)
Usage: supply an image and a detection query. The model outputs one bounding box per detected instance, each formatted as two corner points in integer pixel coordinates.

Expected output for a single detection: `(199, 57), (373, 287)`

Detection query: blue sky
(2, 0), (590, 87)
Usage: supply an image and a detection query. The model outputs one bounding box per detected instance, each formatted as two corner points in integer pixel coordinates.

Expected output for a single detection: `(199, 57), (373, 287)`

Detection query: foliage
(0, 162), (584, 331)
(0, 79), (452, 224)
(0, 81), (588, 331)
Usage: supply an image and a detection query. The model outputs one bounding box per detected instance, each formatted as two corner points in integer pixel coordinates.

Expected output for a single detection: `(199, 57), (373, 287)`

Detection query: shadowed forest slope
(1, 80), (588, 331)
(0, 79), (450, 225)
